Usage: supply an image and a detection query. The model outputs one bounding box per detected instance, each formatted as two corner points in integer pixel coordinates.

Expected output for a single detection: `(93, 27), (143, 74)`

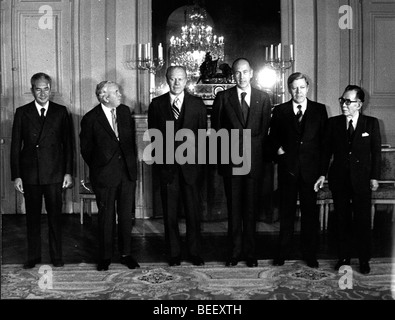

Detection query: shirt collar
(237, 86), (252, 107)
(35, 101), (49, 114)
(347, 112), (360, 126)
(170, 91), (185, 106)
(292, 99), (308, 114)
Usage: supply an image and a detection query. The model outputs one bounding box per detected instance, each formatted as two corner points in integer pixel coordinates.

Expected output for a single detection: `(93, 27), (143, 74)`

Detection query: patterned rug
(1, 258), (394, 300)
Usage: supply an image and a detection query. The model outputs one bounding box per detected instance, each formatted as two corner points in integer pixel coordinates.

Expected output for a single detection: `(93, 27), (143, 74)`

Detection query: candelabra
(264, 43), (295, 104)
(123, 43), (165, 101)
(123, 43), (164, 75)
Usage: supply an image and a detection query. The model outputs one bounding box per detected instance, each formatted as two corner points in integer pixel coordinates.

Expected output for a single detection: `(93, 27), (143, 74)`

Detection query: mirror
(152, 0), (281, 95)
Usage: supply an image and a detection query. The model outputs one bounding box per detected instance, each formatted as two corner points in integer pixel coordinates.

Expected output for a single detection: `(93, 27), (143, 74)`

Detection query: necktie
(40, 108), (45, 123)
(296, 105), (303, 123)
(241, 92), (249, 123)
(348, 119), (354, 140)
(111, 108), (119, 139)
(172, 97), (180, 120)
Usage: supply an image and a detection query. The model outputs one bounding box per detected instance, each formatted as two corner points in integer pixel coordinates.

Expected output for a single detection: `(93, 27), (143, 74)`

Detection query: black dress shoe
(189, 255), (204, 266)
(246, 258), (258, 268)
(168, 256), (181, 267)
(97, 259), (111, 271)
(120, 256), (140, 269)
(334, 258), (351, 271)
(359, 261), (371, 275)
(52, 260), (64, 267)
(23, 258), (41, 269)
(225, 257), (239, 267)
(306, 259), (319, 268)
(272, 258), (285, 266)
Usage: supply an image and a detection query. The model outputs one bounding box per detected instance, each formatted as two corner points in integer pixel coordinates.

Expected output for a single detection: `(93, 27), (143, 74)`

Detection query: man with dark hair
(315, 85), (381, 274)
(148, 66), (207, 267)
(80, 81), (139, 271)
(211, 58), (272, 268)
(11, 72), (74, 269)
(270, 72), (328, 268)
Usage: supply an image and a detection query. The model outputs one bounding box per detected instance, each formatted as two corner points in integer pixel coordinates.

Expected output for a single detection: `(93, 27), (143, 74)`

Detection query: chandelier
(169, 5), (224, 80)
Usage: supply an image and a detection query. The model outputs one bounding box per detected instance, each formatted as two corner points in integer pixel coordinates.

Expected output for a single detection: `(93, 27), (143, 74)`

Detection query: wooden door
(362, 0), (395, 145)
(1, 0), (74, 214)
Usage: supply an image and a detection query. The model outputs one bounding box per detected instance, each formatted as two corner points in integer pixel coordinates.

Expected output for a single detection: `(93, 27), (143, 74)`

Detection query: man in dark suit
(148, 66), (207, 267)
(314, 85), (381, 274)
(80, 81), (139, 271)
(211, 58), (272, 268)
(11, 72), (73, 269)
(270, 72), (328, 268)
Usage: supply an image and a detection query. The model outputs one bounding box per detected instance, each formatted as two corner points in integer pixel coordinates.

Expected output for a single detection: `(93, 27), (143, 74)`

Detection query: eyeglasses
(339, 97), (359, 106)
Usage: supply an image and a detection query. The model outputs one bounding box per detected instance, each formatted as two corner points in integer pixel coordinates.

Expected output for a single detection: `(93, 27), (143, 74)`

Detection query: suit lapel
(96, 105), (117, 139)
(301, 100), (316, 138)
(246, 88), (259, 129)
(25, 102), (42, 132)
(38, 102), (58, 142)
(162, 93), (174, 122)
(352, 114), (366, 143)
(228, 87), (245, 127)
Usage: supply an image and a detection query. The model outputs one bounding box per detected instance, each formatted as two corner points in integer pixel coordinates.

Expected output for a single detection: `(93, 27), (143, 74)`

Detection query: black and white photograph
(1, 0), (394, 311)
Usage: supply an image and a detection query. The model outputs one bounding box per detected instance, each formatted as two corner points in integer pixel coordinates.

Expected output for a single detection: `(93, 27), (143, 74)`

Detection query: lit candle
(270, 45), (274, 61)
(137, 43), (142, 61)
(265, 47), (269, 61)
(147, 42), (151, 60)
(158, 43), (163, 60)
(290, 44), (294, 60)
(278, 43), (282, 60)
(274, 46), (278, 61)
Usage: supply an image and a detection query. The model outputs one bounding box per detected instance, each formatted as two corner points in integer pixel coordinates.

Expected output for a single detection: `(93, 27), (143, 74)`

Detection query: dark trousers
(93, 178), (136, 260)
(160, 168), (201, 258)
(277, 170), (319, 260)
(332, 185), (371, 262)
(223, 176), (257, 259)
(23, 183), (63, 262)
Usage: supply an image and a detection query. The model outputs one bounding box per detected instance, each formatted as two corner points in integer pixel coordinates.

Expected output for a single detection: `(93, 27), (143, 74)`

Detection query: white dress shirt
(35, 101), (49, 116)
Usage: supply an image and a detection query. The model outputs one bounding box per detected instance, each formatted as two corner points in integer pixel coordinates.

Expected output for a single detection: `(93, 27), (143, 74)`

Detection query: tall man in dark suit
(270, 72), (328, 268)
(211, 58), (272, 268)
(11, 72), (73, 269)
(80, 81), (139, 271)
(148, 66), (207, 267)
(314, 85), (381, 274)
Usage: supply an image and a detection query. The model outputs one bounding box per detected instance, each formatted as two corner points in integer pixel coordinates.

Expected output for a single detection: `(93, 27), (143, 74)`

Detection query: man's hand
(370, 179), (379, 192)
(62, 174), (73, 189)
(14, 178), (24, 194)
(314, 176), (326, 192)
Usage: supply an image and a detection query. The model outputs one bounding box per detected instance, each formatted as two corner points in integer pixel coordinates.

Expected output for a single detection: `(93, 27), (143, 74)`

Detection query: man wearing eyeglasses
(314, 85), (381, 275)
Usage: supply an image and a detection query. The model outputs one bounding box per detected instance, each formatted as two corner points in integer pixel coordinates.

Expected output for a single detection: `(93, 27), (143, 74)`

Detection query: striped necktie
(111, 108), (119, 139)
(172, 97), (180, 120)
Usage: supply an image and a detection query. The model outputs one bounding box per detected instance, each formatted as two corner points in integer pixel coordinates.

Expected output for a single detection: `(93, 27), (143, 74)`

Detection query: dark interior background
(152, 0), (281, 87)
